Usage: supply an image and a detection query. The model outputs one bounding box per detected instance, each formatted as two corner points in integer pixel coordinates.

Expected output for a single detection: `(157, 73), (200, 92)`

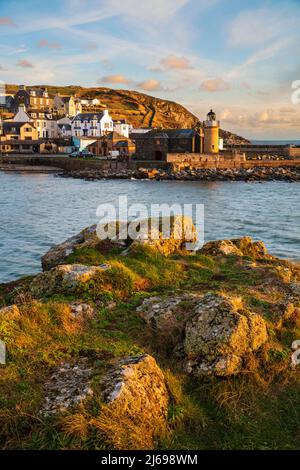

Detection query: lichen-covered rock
(41, 224), (126, 271)
(199, 236), (272, 260)
(40, 359), (93, 416)
(137, 294), (200, 331)
(41, 216), (198, 271)
(31, 263), (110, 296)
(98, 355), (169, 449)
(128, 215), (198, 256)
(184, 293), (268, 376)
(69, 302), (97, 320)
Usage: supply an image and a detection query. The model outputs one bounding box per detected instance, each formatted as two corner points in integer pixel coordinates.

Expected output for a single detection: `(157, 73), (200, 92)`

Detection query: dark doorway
(155, 150), (163, 161)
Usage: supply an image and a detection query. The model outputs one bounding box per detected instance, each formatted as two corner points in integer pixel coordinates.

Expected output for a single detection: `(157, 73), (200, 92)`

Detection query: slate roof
(58, 123), (72, 130)
(2, 121), (36, 132)
(131, 128), (199, 140)
(72, 113), (105, 122)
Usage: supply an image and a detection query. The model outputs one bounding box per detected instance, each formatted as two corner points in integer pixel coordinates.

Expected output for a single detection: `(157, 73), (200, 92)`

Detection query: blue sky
(0, 0), (299, 139)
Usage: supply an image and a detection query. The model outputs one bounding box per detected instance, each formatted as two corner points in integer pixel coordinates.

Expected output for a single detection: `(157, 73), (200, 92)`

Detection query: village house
(113, 119), (132, 138)
(53, 94), (82, 117)
(86, 131), (135, 157)
(13, 86), (54, 111)
(0, 121), (40, 153)
(71, 110), (114, 137)
(1, 121), (38, 141)
(12, 105), (60, 139)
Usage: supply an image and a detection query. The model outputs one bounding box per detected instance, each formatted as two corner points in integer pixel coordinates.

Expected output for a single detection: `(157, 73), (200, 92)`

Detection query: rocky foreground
(60, 165), (300, 182)
(1, 217), (300, 450)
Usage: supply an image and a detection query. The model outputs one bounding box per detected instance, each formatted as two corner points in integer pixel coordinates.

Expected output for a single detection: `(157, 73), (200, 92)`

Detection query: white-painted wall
(71, 110), (113, 137)
(113, 122), (132, 138)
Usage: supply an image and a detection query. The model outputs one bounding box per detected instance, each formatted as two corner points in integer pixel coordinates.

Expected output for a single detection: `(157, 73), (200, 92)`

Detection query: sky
(0, 0), (299, 139)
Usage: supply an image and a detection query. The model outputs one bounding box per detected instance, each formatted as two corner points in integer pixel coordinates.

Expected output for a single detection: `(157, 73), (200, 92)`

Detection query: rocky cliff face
(6, 84), (250, 144)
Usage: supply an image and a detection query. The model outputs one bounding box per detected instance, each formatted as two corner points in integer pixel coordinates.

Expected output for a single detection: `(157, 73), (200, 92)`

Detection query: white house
(71, 110), (113, 137)
(113, 120), (132, 138)
(12, 106), (59, 139)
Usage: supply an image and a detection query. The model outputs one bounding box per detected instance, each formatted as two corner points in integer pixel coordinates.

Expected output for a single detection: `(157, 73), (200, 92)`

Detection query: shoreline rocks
(41, 215), (198, 271)
(199, 236), (273, 260)
(58, 165), (300, 182)
(31, 263), (110, 296)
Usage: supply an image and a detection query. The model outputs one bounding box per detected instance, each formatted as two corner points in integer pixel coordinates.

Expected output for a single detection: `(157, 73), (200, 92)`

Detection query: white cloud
(151, 54), (193, 72)
(200, 78), (230, 92)
(137, 79), (162, 91)
(98, 74), (132, 85)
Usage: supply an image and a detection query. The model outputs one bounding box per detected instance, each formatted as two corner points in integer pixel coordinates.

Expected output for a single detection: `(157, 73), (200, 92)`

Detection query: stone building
(86, 131), (135, 157)
(13, 86), (54, 111)
(133, 128), (203, 161)
(132, 110), (224, 161)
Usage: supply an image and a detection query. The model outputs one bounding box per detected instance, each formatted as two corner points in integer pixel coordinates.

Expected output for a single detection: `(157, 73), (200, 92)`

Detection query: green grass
(1, 244), (300, 449)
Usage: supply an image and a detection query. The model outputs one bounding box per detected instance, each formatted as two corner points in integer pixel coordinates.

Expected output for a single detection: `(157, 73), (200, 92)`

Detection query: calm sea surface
(0, 171), (299, 283)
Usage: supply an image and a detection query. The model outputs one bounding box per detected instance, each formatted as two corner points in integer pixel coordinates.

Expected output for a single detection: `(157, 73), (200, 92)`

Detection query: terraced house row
(0, 85), (134, 156)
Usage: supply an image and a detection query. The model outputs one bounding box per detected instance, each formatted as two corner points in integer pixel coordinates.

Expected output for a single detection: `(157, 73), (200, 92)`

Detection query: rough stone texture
(40, 359), (93, 416)
(137, 294), (200, 331)
(199, 236), (272, 260)
(102, 355), (168, 407)
(288, 282), (300, 301)
(41, 216), (198, 271)
(31, 263), (110, 296)
(100, 355), (169, 448)
(68, 302), (97, 320)
(127, 215), (198, 256)
(184, 293), (268, 376)
(41, 224), (125, 271)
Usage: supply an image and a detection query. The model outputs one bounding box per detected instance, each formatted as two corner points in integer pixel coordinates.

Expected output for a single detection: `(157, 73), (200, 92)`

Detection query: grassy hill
(6, 84), (249, 144)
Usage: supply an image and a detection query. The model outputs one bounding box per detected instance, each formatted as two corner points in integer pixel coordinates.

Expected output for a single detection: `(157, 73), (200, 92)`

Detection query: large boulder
(199, 236), (272, 260)
(97, 355), (169, 450)
(136, 294), (200, 331)
(30, 263), (110, 296)
(41, 224), (126, 271)
(127, 215), (198, 256)
(184, 293), (268, 376)
(41, 216), (198, 271)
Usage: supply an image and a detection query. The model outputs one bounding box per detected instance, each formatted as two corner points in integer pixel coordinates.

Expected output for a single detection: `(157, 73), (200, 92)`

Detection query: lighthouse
(204, 109), (219, 154)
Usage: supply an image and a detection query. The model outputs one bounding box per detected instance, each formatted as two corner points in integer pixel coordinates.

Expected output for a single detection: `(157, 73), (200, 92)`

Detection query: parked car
(69, 150), (94, 158)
